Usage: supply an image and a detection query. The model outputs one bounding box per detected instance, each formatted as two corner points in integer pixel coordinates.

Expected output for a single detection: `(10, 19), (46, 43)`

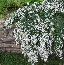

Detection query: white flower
(33, 4), (36, 8)
(34, 20), (36, 22)
(33, 39), (37, 44)
(29, 11), (33, 13)
(47, 5), (50, 8)
(50, 22), (54, 25)
(61, 9), (64, 12)
(51, 27), (55, 31)
(44, 58), (47, 62)
(37, 18), (40, 22)
(27, 2), (29, 5)
(63, 37), (64, 40)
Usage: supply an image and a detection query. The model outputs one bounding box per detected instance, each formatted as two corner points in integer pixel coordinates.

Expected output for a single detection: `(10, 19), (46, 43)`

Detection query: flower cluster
(4, 0), (64, 65)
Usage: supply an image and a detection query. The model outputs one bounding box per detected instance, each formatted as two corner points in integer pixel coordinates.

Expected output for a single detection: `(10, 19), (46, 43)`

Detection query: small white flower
(34, 20), (36, 22)
(44, 58), (47, 62)
(63, 37), (64, 40)
(29, 11), (33, 13)
(47, 5), (50, 8)
(37, 18), (40, 22)
(27, 2), (29, 5)
(51, 27), (55, 31)
(60, 57), (63, 59)
(50, 22), (54, 25)
(33, 4), (36, 8)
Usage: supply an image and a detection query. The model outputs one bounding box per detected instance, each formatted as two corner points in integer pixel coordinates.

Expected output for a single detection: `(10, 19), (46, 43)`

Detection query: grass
(0, 51), (64, 65)
(0, 0), (43, 19)
(0, 51), (31, 65)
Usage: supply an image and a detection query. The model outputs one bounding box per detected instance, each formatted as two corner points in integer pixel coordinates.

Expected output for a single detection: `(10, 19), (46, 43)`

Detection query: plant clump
(4, 0), (64, 65)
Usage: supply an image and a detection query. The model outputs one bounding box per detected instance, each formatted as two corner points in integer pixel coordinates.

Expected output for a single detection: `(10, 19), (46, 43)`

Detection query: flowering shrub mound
(4, 0), (64, 65)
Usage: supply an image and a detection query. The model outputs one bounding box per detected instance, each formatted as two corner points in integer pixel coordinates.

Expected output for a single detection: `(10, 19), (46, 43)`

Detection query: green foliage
(0, 0), (44, 18)
(0, 0), (7, 18)
(0, 51), (30, 65)
(0, 51), (64, 65)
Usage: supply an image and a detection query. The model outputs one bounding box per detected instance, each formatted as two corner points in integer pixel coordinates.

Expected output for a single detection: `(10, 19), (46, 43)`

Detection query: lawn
(0, 51), (64, 65)
(0, 0), (43, 18)
(0, 51), (31, 65)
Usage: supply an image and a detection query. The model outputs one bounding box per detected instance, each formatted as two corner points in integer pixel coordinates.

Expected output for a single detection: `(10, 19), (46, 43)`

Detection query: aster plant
(4, 0), (64, 65)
